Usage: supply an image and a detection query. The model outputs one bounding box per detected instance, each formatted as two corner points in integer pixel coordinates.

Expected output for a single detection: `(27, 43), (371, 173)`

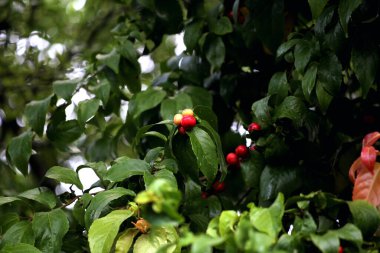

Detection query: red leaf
(349, 157), (364, 183)
(352, 163), (380, 207)
(362, 131), (380, 147)
(361, 146), (377, 172)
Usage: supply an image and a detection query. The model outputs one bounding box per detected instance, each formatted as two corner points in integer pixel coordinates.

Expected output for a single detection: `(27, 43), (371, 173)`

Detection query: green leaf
(0, 196), (21, 206)
(190, 235), (224, 253)
(6, 130), (33, 175)
(204, 35), (225, 70)
(129, 89), (167, 119)
(348, 200), (380, 238)
(240, 151), (265, 188)
(105, 159), (151, 182)
(294, 40), (313, 73)
(184, 20), (204, 51)
(120, 58), (141, 94)
(351, 44), (379, 98)
(209, 16), (233, 35)
(316, 81), (333, 113)
(18, 187), (56, 209)
(160, 99), (178, 121)
(118, 39), (138, 63)
(134, 226), (179, 253)
(188, 127), (218, 182)
(2, 221), (35, 246)
(274, 96), (308, 127)
(172, 134), (199, 182)
(334, 223), (362, 246)
(93, 79), (111, 106)
(32, 209), (69, 253)
(302, 63), (318, 102)
(46, 120), (83, 147)
(78, 162), (107, 182)
(85, 187), (136, 228)
(77, 98), (100, 127)
(310, 231), (339, 253)
(1, 243), (41, 253)
(338, 0), (362, 34)
(181, 86), (212, 108)
(194, 106), (218, 131)
(251, 96), (272, 128)
(268, 72), (288, 104)
(45, 166), (83, 190)
(52, 79), (78, 101)
(115, 228), (139, 253)
(24, 96), (52, 136)
(308, 0), (329, 19)
(259, 165), (302, 203)
(276, 39), (300, 58)
(218, 211), (239, 237)
(318, 52), (342, 96)
(96, 49), (120, 74)
(88, 210), (134, 253)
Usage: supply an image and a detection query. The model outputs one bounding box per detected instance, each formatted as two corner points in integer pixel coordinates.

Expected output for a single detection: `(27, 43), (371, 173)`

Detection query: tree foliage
(1, 0), (380, 252)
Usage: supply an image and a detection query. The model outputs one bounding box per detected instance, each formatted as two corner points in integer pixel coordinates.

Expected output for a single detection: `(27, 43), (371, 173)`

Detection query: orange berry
(182, 108), (194, 116)
(173, 114), (183, 126)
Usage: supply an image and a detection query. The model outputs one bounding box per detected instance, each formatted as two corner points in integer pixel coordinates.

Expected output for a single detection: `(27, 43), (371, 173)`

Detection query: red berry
(178, 126), (186, 135)
(212, 181), (225, 192)
(338, 246), (344, 253)
(250, 144), (257, 151)
(181, 115), (197, 130)
(235, 145), (249, 158)
(248, 122), (261, 132)
(226, 152), (239, 165)
(201, 192), (208, 199)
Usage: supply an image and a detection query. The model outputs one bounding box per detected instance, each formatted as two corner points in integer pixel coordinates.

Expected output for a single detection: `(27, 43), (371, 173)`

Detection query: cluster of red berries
(226, 144), (249, 168)
(173, 109), (196, 134)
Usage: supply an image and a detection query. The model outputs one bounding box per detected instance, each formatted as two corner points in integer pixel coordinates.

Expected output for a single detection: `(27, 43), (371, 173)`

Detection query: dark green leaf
(334, 223), (362, 246)
(32, 209), (69, 253)
(96, 49), (120, 74)
(2, 221), (35, 246)
(338, 0), (362, 34)
(45, 166), (83, 190)
(130, 89), (166, 119)
(77, 98), (100, 127)
(268, 72), (288, 103)
(317, 52), (342, 95)
(348, 200), (380, 238)
(351, 44), (379, 98)
(24, 96), (52, 136)
(316, 81), (333, 113)
(184, 20), (204, 51)
(105, 159), (151, 182)
(85, 187), (136, 228)
(209, 17), (233, 35)
(240, 151), (265, 188)
(1, 243), (41, 253)
(52, 79), (78, 101)
(118, 39), (138, 62)
(302, 63), (318, 102)
(6, 131), (33, 175)
(276, 39), (299, 58)
(194, 106), (218, 131)
(310, 231), (339, 253)
(88, 210), (134, 253)
(204, 35), (225, 70)
(274, 96), (308, 127)
(155, 0), (183, 34)
(47, 120), (83, 147)
(18, 187), (57, 209)
(308, 0), (329, 19)
(252, 96), (272, 128)
(0, 196), (21, 206)
(181, 86), (212, 108)
(160, 98), (178, 121)
(188, 127), (218, 182)
(294, 40), (313, 73)
(120, 59), (141, 94)
(93, 79), (111, 106)
(172, 134), (199, 182)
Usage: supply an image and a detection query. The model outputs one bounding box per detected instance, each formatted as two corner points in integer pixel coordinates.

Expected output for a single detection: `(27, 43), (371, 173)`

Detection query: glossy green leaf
(77, 98), (100, 127)
(348, 200), (380, 238)
(294, 40), (313, 73)
(338, 0), (362, 34)
(0, 196), (21, 206)
(45, 166), (83, 190)
(302, 63), (318, 102)
(204, 35), (225, 70)
(6, 130), (33, 175)
(316, 81), (333, 113)
(335, 223), (362, 246)
(274, 96), (308, 127)
(96, 49), (120, 74)
(184, 20), (204, 51)
(88, 210), (134, 253)
(310, 231), (339, 253)
(308, 0), (328, 19)
(18, 187), (56, 209)
(240, 151), (265, 188)
(32, 209), (69, 253)
(276, 39), (299, 58)
(134, 226), (179, 253)
(105, 158), (151, 182)
(130, 89), (167, 119)
(195, 106), (218, 131)
(268, 72), (288, 103)
(318, 52), (342, 95)
(251, 96), (272, 127)
(52, 79), (78, 101)
(351, 45), (379, 98)
(181, 86), (212, 108)
(93, 79), (111, 106)
(160, 98), (178, 121)
(209, 17), (233, 35)
(85, 187), (135, 228)
(188, 127), (218, 182)
(2, 221), (35, 246)
(172, 134), (199, 181)
(24, 96), (52, 136)
(115, 228), (139, 253)
(46, 120), (83, 147)
(1, 243), (42, 253)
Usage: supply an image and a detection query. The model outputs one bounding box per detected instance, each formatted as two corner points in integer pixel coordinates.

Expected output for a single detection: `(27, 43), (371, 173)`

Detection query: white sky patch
(138, 55), (155, 73)
(47, 43), (65, 59)
(120, 100), (129, 122)
(72, 0), (86, 11)
(29, 34), (49, 50)
(16, 38), (28, 55)
(174, 32), (186, 55)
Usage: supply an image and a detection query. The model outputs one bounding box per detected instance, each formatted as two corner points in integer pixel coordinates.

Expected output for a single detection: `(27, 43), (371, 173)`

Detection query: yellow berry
(173, 114), (183, 125)
(182, 108), (194, 116)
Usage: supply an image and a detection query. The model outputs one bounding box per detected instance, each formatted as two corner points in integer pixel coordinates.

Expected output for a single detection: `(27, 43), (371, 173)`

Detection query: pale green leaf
(6, 131), (33, 175)
(24, 96), (52, 136)
(45, 166), (83, 190)
(18, 187), (56, 209)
